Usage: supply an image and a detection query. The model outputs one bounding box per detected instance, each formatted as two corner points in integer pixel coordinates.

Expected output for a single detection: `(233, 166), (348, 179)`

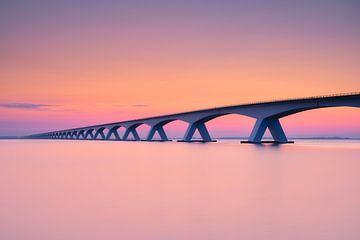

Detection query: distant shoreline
(215, 136), (360, 140)
(1, 136), (360, 140)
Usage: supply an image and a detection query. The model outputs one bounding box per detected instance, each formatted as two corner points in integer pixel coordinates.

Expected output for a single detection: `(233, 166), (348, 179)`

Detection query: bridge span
(27, 93), (360, 143)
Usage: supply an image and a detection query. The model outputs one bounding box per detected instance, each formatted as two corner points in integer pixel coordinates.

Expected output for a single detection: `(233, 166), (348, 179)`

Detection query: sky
(1, 0), (359, 137)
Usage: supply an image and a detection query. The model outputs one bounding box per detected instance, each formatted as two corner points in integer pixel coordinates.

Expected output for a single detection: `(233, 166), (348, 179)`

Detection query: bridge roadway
(27, 92), (360, 144)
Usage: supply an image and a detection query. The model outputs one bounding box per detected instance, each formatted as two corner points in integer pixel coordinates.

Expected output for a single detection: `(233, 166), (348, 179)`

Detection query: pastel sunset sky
(1, 0), (359, 137)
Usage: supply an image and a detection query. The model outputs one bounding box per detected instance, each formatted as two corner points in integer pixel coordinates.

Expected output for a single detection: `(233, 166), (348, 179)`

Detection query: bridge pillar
(94, 128), (106, 140)
(85, 129), (94, 140)
(146, 125), (169, 141)
(66, 132), (72, 139)
(71, 131), (78, 139)
(123, 127), (141, 141)
(246, 117), (290, 143)
(77, 130), (85, 139)
(181, 121), (213, 142)
(106, 126), (121, 140)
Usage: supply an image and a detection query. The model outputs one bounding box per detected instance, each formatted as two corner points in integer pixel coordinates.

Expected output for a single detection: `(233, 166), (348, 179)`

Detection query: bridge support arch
(106, 126), (121, 140)
(146, 124), (169, 141)
(66, 132), (72, 139)
(245, 117), (291, 143)
(77, 130), (85, 139)
(180, 121), (214, 142)
(94, 128), (106, 140)
(71, 131), (78, 139)
(123, 125), (141, 141)
(85, 129), (94, 139)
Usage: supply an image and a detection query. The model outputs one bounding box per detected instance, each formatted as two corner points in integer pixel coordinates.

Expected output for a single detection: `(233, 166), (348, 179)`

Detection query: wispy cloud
(131, 104), (149, 107)
(114, 104), (150, 108)
(0, 103), (53, 109)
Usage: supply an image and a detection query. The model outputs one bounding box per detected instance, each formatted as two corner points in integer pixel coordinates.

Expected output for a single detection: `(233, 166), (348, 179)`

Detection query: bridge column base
(241, 140), (294, 144)
(146, 125), (169, 141)
(84, 129), (94, 140)
(123, 127), (141, 141)
(77, 130), (85, 140)
(106, 126), (121, 140)
(181, 121), (213, 142)
(177, 140), (217, 143)
(248, 117), (289, 143)
(142, 139), (172, 142)
(93, 128), (106, 140)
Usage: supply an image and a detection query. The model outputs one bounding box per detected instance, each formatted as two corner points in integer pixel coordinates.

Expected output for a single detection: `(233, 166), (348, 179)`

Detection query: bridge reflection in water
(27, 93), (360, 144)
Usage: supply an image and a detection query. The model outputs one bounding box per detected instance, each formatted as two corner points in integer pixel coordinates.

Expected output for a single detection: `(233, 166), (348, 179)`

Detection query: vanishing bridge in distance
(27, 92), (360, 144)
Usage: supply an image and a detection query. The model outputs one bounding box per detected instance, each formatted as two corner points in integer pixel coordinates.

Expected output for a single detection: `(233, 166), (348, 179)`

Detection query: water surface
(1, 140), (359, 240)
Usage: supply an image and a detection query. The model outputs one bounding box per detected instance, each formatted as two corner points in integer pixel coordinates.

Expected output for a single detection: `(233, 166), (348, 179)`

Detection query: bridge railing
(223, 92), (360, 109)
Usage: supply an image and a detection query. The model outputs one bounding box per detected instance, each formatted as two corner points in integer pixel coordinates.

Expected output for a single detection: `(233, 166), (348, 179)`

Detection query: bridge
(27, 92), (360, 143)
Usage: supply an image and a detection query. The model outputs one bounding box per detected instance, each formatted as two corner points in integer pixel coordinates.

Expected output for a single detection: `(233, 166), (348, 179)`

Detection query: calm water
(1, 140), (360, 240)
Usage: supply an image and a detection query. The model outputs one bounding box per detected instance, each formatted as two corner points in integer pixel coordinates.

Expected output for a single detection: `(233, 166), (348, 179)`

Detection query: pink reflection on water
(0, 140), (360, 240)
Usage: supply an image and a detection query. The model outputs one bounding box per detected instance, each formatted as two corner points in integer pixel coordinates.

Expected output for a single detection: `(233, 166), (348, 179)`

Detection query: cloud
(114, 104), (150, 108)
(131, 104), (149, 107)
(0, 103), (53, 109)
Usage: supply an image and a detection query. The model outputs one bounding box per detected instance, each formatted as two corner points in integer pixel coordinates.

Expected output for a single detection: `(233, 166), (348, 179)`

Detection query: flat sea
(1, 139), (359, 240)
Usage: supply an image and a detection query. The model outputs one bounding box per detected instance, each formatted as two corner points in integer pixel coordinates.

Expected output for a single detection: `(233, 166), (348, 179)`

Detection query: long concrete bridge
(27, 93), (360, 143)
